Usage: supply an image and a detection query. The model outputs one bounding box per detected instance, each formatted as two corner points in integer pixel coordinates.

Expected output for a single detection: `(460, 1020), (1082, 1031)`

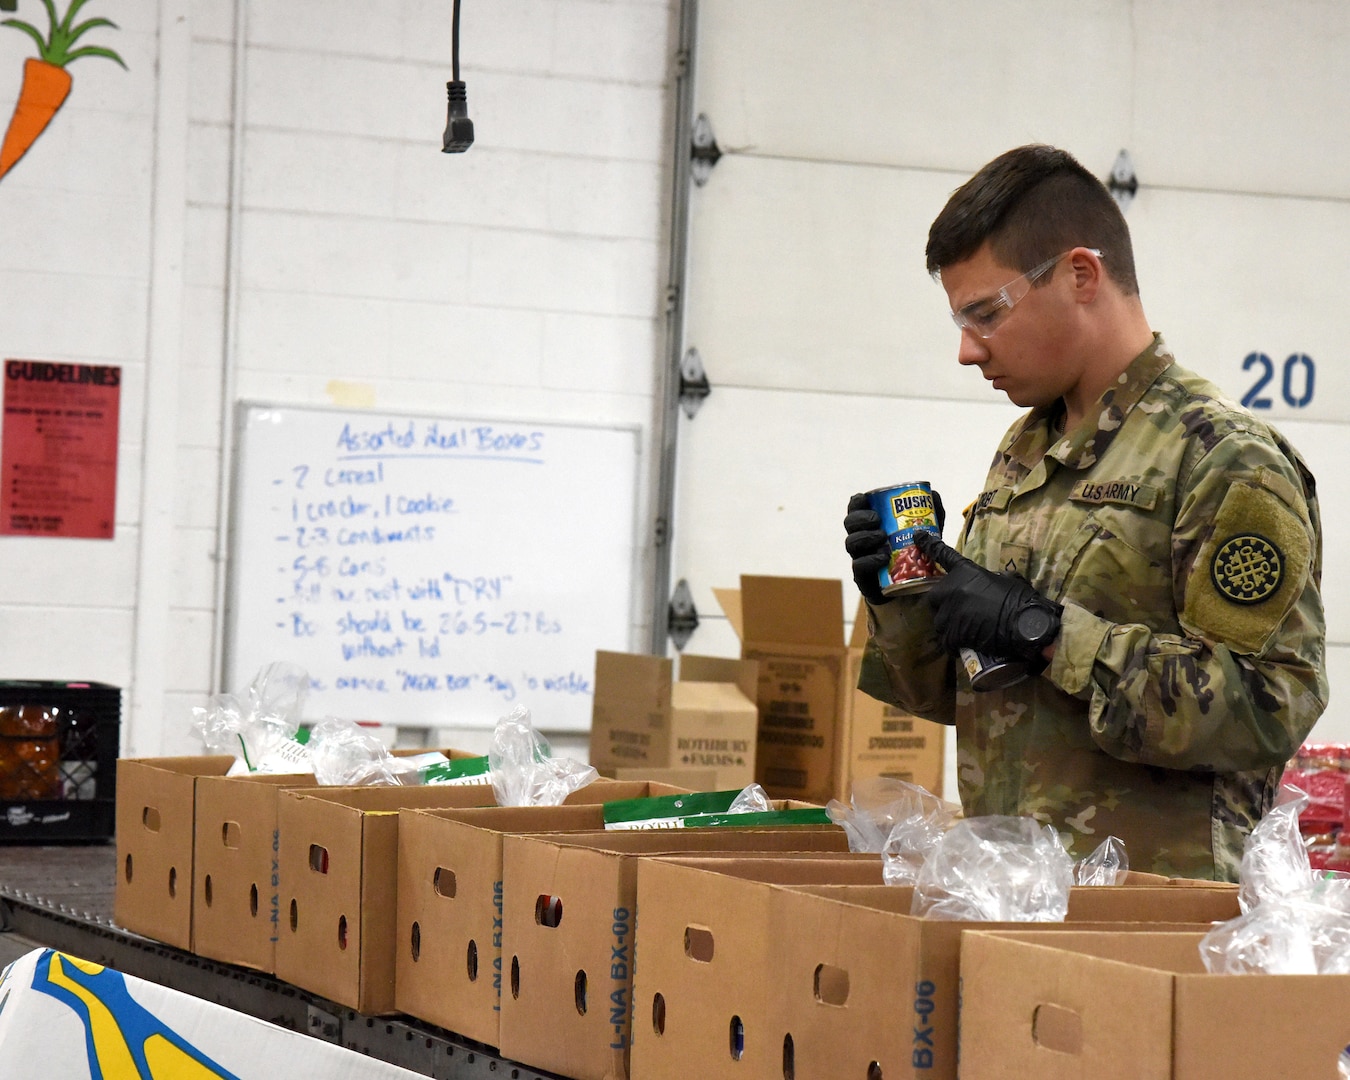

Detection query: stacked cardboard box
(715, 576), (945, 803)
(590, 651), (760, 790)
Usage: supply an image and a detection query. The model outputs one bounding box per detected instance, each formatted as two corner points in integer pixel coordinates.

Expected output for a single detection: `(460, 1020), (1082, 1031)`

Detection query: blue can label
(866, 482), (941, 594)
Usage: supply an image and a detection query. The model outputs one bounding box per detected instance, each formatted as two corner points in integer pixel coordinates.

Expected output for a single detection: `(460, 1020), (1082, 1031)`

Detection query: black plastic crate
(0, 681), (120, 841)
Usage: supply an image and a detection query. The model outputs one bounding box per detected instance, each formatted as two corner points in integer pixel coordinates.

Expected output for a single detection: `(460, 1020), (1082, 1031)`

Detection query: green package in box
(602, 789), (749, 829)
(419, 755), (492, 785)
(679, 808), (835, 828)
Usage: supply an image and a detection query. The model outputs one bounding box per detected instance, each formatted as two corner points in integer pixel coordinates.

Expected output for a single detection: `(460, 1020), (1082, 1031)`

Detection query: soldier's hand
(845, 490), (949, 606)
(913, 531), (1061, 662)
(844, 493), (891, 605)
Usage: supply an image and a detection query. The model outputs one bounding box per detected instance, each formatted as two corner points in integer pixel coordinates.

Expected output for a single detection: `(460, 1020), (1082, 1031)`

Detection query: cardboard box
(714, 577), (848, 803)
(191, 771), (316, 971)
(0, 947), (425, 1079)
(716, 578), (945, 802)
(611, 766), (721, 790)
(590, 651), (759, 789)
(113, 755), (234, 949)
(628, 862), (1241, 1080)
(844, 599), (945, 795)
(496, 826), (853, 1080)
(959, 929), (1350, 1079)
(278, 778), (688, 1016)
(394, 781), (691, 1046)
(274, 783), (502, 1014)
(192, 747), (488, 973)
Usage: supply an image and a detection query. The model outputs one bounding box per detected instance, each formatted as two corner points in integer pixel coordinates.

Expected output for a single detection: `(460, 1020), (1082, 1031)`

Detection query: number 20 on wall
(1241, 352), (1315, 409)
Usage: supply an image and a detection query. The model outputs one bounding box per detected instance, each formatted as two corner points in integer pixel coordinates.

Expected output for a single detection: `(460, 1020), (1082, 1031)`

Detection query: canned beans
(888, 543), (937, 585)
(864, 481), (943, 596)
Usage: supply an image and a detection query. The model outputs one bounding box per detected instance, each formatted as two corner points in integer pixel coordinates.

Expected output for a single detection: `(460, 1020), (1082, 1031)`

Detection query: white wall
(0, 5), (160, 726)
(0, 0), (678, 758)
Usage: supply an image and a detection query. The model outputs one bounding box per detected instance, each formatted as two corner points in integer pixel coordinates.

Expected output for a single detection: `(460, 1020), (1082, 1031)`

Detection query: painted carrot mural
(0, 0), (125, 182)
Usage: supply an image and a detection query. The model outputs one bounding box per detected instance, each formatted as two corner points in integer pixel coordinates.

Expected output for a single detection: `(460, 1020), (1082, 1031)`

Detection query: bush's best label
(866, 481), (941, 596)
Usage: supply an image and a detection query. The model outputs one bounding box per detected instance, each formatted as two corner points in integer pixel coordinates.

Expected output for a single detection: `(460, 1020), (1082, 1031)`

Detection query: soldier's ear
(1068, 248), (1104, 305)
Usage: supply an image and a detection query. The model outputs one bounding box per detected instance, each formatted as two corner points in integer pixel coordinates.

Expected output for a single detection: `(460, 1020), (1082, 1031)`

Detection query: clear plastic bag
(488, 705), (598, 806)
(825, 777), (956, 886)
(1074, 835), (1129, 886)
(1238, 786), (1315, 914)
(910, 815), (1075, 922)
(727, 784), (773, 814)
(191, 661), (312, 775)
(1200, 878), (1350, 974)
(1198, 785), (1350, 974)
(307, 717), (427, 786)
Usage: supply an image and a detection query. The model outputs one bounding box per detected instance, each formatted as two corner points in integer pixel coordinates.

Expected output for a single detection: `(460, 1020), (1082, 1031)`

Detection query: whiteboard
(223, 403), (640, 731)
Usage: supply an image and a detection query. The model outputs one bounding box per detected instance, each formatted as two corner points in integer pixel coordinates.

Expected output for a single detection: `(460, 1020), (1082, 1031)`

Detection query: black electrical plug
(442, 80), (474, 153)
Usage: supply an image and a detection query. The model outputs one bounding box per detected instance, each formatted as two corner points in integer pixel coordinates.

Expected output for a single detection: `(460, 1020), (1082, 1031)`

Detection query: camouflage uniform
(859, 335), (1327, 880)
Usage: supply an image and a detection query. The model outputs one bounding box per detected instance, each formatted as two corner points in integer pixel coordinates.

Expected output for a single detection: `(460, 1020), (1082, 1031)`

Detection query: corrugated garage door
(670, 1), (1350, 788)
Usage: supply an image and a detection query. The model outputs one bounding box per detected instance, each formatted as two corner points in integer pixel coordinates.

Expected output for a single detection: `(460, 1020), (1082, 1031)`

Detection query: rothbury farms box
(590, 650), (759, 789)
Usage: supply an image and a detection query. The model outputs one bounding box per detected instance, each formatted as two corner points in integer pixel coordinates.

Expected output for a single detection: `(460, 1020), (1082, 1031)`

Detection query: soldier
(844, 144), (1327, 880)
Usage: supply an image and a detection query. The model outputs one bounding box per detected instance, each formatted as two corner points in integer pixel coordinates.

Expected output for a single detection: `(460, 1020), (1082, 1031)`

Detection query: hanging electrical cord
(442, 0), (474, 152)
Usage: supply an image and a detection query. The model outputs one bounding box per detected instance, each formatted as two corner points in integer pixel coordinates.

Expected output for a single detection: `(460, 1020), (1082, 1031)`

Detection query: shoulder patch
(1184, 483), (1310, 653)
(1210, 534), (1283, 605)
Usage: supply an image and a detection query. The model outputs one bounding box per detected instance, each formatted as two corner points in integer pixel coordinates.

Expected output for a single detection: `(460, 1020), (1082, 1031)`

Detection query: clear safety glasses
(950, 248), (1102, 339)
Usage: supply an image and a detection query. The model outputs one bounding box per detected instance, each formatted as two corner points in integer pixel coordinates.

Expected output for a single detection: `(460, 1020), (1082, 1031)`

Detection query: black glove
(844, 490), (946, 605)
(912, 530), (1061, 663)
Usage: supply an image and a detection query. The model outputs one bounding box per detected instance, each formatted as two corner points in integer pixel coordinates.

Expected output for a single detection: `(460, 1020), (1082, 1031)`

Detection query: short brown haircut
(926, 145), (1139, 296)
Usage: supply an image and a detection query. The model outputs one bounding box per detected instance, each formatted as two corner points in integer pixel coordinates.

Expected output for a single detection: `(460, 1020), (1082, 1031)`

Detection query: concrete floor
(0, 932), (46, 971)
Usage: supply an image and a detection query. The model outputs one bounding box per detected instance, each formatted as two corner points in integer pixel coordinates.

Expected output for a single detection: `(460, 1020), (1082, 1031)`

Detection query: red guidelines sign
(1, 359), (121, 539)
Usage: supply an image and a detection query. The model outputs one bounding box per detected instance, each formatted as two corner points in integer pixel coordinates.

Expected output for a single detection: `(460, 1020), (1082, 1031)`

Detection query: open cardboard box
(628, 862), (1241, 1080)
(496, 827), (855, 1080)
(715, 577), (944, 802)
(191, 770), (317, 971)
(590, 651), (759, 790)
(192, 752), (479, 973)
(275, 783), (503, 1014)
(278, 778), (688, 1017)
(394, 781), (691, 1046)
(114, 755), (235, 949)
(959, 929), (1350, 1080)
(120, 747), (481, 971)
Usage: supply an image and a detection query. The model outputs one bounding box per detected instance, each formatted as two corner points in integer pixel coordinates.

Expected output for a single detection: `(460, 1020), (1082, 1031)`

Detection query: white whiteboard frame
(219, 400), (644, 732)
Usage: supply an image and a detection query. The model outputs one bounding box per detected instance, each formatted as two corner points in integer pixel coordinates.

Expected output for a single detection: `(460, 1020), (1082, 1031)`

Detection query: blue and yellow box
(0, 948), (424, 1079)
